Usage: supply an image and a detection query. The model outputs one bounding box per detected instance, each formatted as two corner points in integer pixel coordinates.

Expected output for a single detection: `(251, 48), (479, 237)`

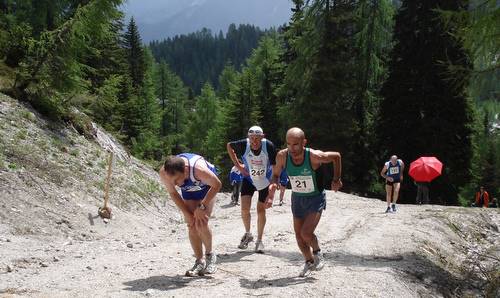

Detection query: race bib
(250, 164), (266, 178)
(290, 176), (315, 193)
(389, 167), (399, 175)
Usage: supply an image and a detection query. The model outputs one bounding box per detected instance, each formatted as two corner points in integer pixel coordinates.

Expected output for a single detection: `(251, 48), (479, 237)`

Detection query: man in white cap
(226, 125), (277, 253)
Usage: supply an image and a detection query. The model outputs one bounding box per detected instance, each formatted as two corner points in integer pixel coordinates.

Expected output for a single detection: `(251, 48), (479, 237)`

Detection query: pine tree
(283, 0), (360, 188)
(155, 60), (170, 137)
(123, 17), (145, 89)
(217, 63), (238, 100)
(83, 11), (127, 132)
(148, 24), (269, 93)
(185, 83), (219, 155)
(129, 48), (162, 160)
(353, 0), (394, 191)
(440, 0), (499, 102)
(231, 68), (262, 137)
(276, 0), (304, 142)
(246, 35), (284, 144)
(7, 0), (124, 119)
(158, 68), (189, 154)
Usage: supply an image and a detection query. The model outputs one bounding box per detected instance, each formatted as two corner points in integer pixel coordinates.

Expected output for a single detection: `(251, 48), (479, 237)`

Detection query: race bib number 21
(290, 176), (314, 193)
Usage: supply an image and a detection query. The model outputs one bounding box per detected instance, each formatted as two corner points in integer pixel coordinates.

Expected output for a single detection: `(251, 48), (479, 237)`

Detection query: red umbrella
(409, 157), (443, 182)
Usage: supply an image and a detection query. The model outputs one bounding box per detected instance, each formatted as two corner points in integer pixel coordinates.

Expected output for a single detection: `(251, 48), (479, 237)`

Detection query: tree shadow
(264, 249), (303, 263)
(239, 276), (317, 289)
(217, 251), (255, 264)
(254, 249), (477, 296)
(123, 274), (212, 292)
(220, 202), (238, 209)
(327, 251), (475, 297)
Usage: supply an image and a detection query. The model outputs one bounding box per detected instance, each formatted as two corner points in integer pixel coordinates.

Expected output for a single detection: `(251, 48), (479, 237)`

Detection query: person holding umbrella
(408, 156), (443, 206)
(380, 155), (404, 213)
(415, 181), (430, 205)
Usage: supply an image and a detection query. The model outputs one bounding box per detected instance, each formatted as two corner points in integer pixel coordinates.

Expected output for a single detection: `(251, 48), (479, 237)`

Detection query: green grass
(7, 162), (18, 170)
(97, 158), (107, 169)
(0, 61), (15, 90)
(37, 139), (49, 152)
(0, 151), (5, 170)
(50, 137), (67, 152)
(20, 110), (36, 122)
(94, 179), (105, 190)
(457, 195), (472, 207)
(126, 184), (148, 199)
(14, 128), (28, 141)
(69, 148), (79, 157)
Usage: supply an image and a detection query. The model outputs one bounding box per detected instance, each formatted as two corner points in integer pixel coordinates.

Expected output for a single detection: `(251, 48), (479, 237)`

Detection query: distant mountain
(121, 0), (293, 42)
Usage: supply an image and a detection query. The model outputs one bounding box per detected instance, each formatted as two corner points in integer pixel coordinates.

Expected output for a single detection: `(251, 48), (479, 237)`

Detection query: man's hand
(265, 183), (277, 208)
(387, 177), (394, 182)
(400, 175), (404, 182)
(193, 208), (209, 229)
(265, 196), (274, 209)
(331, 179), (343, 192)
(184, 212), (195, 228)
(236, 163), (249, 177)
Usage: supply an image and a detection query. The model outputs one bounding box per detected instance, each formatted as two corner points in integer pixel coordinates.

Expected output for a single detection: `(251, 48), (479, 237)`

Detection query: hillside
(0, 93), (179, 240)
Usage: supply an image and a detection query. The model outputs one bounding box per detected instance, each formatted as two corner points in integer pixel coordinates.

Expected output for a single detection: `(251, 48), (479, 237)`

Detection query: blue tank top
(229, 167), (243, 184)
(177, 153), (217, 200)
(279, 170), (289, 186)
(386, 160), (402, 181)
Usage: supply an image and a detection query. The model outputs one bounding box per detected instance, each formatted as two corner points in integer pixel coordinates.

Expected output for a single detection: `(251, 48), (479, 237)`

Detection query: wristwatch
(198, 203), (206, 210)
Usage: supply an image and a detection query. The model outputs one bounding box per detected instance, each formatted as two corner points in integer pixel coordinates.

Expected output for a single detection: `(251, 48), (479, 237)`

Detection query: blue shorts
(291, 191), (326, 219)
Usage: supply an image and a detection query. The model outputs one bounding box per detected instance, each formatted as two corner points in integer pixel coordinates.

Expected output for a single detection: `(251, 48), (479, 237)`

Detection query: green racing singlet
(285, 148), (322, 197)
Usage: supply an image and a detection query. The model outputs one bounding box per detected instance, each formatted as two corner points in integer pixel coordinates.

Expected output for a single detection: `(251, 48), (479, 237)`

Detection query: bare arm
(380, 165), (388, 179)
(194, 162), (222, 206)
(191, 162), (222, 225)
(265, 149), (286, 208)
(226, 142), (239, 166)
(310, 150), (342, 180)
(399, 160), (405, 181)
(310, 149), (342, 191)
(270, 149), (286, 185)
(226, 142), (248, 176)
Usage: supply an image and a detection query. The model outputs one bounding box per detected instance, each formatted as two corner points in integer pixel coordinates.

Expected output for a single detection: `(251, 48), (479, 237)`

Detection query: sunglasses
(248, 130), (263, 135)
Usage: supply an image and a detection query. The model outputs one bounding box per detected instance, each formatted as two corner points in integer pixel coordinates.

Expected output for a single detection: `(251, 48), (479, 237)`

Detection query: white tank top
(242, 138), (271, 190)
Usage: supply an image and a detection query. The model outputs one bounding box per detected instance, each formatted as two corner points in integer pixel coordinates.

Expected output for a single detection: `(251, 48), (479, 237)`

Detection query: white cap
(248, 126), (264, 135)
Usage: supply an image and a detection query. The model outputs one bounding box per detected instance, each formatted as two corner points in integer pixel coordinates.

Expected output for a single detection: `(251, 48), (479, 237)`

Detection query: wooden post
(103, 151), (113, 209)
(99, 151), (113, 219)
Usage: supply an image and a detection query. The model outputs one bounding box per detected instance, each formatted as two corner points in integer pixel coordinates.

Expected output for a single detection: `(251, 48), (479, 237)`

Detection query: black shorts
(386, 180), (401, 186)
(240, 179), (269, 203)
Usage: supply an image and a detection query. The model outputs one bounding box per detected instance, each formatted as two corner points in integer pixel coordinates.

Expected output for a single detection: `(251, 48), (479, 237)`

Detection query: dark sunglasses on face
(248, 130), (263, 135)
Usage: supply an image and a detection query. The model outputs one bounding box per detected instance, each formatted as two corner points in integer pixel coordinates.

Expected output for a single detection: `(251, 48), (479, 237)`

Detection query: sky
(121, 0), (293, 42)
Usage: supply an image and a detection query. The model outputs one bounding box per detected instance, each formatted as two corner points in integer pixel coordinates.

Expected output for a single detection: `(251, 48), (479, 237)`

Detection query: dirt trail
(1, 191), (499, 297)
